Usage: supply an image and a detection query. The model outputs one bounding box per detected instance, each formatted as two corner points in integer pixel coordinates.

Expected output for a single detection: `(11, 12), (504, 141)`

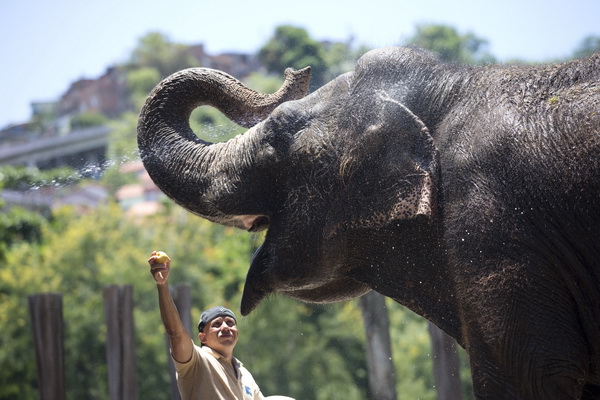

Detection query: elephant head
(138, 48), (444, 320)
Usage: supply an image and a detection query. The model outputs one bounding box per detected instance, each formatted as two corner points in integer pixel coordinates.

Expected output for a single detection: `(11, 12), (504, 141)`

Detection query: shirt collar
(202, 345), (242, 368)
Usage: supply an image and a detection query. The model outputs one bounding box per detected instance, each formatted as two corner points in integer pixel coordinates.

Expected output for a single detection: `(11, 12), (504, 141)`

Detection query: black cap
(198, 306), (237, 332)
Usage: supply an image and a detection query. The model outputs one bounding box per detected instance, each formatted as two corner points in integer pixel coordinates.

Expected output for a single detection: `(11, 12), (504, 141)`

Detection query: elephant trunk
(137, 67), (311, 228)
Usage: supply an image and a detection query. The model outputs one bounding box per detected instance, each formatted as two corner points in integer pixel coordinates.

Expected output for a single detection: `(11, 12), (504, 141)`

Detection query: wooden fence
(28, 283), (191, 400)
(28, 284), (461, 400)
(29, 293), (66, 400)
(103, 285), (138, 400)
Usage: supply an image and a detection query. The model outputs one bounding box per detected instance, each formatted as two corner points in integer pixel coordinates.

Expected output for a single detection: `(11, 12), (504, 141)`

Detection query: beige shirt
(173, 343), (265, 400)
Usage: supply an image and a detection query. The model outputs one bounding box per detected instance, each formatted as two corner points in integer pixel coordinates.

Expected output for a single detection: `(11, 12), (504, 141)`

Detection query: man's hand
(148, 251), (171, 285)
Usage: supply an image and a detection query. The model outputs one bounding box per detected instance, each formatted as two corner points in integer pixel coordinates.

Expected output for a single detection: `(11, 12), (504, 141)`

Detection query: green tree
(0, 166), (79, 191)
(405, 24), (496, 64)
(387, 302), (437, 399)
(70, 111), (108, 130)
(106, 113), (139, 163)
(259, 25), (328, 89)
(573, 35), (600, 59)
(0, 166), (80, 262)
(30, 103), (57, 134)
(130, 32), (199, 77)
(0, 207), (47, 252)
(322, 40), (370, 83)
(127, 67), (162, 111)
(238, 299), (368, 400)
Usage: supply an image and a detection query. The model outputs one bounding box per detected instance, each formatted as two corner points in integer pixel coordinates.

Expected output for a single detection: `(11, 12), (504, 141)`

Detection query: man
(148, 251), (265, 400)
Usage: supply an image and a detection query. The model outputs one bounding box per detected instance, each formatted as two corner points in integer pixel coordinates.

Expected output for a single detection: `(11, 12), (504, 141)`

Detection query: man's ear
(198, 332), (206, 344)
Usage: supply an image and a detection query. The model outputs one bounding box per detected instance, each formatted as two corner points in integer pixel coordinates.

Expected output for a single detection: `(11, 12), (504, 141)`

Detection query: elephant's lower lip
(247, 216), (269, 232)
(241, 244), (271, 315)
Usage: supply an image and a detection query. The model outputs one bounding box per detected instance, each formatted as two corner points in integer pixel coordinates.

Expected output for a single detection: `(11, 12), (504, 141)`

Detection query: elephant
(137, 47), (600, 399)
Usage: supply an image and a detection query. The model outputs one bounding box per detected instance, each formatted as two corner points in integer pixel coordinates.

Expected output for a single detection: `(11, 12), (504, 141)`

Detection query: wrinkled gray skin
(138, 47), (600, 399)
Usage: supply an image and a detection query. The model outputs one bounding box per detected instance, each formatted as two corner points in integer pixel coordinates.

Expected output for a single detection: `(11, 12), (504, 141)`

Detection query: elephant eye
(267, 105), (310, 136)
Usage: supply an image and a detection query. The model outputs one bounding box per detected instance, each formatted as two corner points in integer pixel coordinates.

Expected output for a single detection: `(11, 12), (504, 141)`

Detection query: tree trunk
(359, 291), (397, 400)
(428, 322), (462, 400)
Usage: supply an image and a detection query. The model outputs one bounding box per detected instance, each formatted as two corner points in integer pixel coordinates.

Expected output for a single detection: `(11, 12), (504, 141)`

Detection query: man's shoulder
(199, 345), (222, 359)
(172, 342), (201, 367)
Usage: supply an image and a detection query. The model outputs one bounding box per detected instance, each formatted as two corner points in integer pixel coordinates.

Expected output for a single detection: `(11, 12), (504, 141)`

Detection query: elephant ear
(327, 92), (439, 236)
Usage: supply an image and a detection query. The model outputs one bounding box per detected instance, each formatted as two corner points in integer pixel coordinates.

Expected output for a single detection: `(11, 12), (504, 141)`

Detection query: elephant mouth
(248, 216), (270, 232)
(230, 215), (270, 232)
(241, 238), (373, 316)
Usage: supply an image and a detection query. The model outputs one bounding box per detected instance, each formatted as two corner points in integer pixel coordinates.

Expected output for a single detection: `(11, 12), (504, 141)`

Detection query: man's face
(198, 315), (238, 354)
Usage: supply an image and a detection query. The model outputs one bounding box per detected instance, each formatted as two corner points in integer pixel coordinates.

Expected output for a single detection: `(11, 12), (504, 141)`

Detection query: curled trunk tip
(137, 66), (312, 227)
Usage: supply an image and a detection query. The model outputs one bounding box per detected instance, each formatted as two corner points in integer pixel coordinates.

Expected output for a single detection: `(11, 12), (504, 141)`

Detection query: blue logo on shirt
(245, 386), (252, 395)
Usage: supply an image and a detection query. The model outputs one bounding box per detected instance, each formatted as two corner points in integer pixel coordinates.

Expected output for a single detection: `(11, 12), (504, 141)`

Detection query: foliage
(573, 35), (600, 59)
(189, 107), (246, 143)
(129, 32), (199, 77)
(322, 41), (371, 83)
(244, 72), (292, 94)
(388, 303), (439, 399)
(405, 24), (496, 65)
(0, 165), (80, 191)
(259, 24), (372, 90)
(69, 112), (109, 130)
(0, 206), (47, 251)
(259, 25), (329, 90)
(127, 67), (162, 111)
(106, 112), (139, 165)
(239, 300), (369, 400)
(29, 103), (57, 133)
(0, 166), (81, 262)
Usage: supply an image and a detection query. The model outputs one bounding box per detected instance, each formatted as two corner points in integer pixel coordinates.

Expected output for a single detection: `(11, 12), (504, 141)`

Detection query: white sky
(1, 0), (599, 128)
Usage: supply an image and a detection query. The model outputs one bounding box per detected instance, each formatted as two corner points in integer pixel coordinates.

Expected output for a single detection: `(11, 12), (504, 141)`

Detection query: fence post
(103, 285), (138, 400)
(28, 293), (66, 400)
(428, 322), (462, 400)
(166, 283), (192, 400)
(359, 291), (397, 400)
